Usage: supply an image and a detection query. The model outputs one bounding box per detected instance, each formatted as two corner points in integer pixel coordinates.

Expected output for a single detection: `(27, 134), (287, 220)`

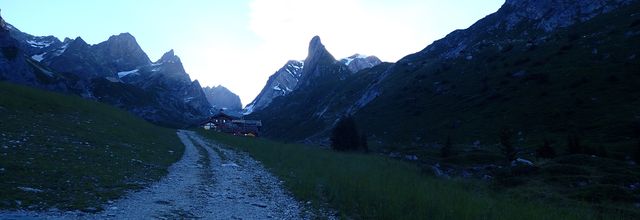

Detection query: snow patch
(117, 69), (139, 78)
(31, 53), (46, 62)
(243, 104), (255, 115)
(341, 57), (355, 65)
(341, 54), (369, 65)
(105, 77), (121, 83)
(17, 186), (43, 193)
(26, 39), (53, 48)
(184, 97), (195, 102)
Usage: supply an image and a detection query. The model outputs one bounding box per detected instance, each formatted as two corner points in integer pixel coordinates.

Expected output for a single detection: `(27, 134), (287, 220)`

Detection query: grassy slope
(0, 82), (183, 211)
(198, 130), (630, 220)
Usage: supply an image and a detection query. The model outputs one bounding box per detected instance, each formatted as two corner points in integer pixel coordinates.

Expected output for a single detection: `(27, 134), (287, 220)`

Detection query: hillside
(251, 0), (640, 151)
(355, 0), (640, 151)
(0, 82), (183, 211)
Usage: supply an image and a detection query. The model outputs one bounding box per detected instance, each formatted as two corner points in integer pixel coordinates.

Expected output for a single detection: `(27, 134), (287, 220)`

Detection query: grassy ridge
(0, 82), (183, 211)
(198, 130), (619, 219)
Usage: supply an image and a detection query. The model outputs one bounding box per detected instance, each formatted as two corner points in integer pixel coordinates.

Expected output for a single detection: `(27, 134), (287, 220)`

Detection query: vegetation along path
(0, 130), (309, 219)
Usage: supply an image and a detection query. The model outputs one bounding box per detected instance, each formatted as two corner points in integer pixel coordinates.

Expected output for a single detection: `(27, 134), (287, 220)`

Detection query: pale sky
(2, 0), (505, 105)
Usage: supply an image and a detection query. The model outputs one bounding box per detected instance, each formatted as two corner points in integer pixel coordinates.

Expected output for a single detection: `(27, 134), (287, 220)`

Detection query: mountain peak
(67, 37), (89, 49)
(203, 85), (242, 111)
(307, 36), (334, 61)
(107, 33), (135, 42)
(309, 35), (323, 52)
(340, 54), (382, 73)
(158, 49), (180, 64)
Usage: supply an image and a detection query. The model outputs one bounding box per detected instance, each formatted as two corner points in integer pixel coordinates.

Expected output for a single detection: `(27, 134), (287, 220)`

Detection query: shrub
(536, 140), (556, 159)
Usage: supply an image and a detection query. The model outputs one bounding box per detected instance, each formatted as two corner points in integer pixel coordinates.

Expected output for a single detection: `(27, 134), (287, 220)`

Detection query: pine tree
(330, 116), (360, 151)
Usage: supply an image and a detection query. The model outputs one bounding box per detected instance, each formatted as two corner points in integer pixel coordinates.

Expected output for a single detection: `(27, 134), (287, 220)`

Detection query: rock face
(203, 85), (242, 111)
(92, 33), (152, 73)
(100, 49), (213, 127)
(0, 13), (213, 127)
(244, 60), (303, 114)
(339, 54), (382, 73)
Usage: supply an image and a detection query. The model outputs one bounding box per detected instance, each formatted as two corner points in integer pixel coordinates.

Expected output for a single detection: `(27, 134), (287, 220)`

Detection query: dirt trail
(0, 130), (309, 219)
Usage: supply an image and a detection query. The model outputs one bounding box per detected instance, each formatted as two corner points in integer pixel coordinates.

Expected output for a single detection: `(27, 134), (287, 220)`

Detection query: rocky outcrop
(203, 85), (242, 111)
(244, 60), (303, 114)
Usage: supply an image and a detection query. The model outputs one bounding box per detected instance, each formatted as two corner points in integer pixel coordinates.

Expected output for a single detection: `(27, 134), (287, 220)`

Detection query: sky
(2, 0), (505, 105)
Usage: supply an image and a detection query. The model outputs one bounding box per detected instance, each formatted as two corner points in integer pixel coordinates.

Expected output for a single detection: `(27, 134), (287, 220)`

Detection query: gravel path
(0, 130), (310, 219)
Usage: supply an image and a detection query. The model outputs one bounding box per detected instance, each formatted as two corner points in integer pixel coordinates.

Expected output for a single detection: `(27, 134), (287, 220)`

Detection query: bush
(536, 140), (556, 159)
(330, 116), (362, 151)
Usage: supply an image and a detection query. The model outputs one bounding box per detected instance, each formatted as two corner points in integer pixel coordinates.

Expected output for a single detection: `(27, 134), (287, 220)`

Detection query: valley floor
(0, 130), (311, 219)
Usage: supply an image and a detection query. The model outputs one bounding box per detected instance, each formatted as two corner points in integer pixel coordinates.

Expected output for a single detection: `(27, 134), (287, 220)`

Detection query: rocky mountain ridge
(0, 15), (225, 127)
(245, 50), (382, 114)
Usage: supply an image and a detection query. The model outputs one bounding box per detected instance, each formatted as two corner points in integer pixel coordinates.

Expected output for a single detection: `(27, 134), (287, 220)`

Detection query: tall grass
(198, 131), (613, 219)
